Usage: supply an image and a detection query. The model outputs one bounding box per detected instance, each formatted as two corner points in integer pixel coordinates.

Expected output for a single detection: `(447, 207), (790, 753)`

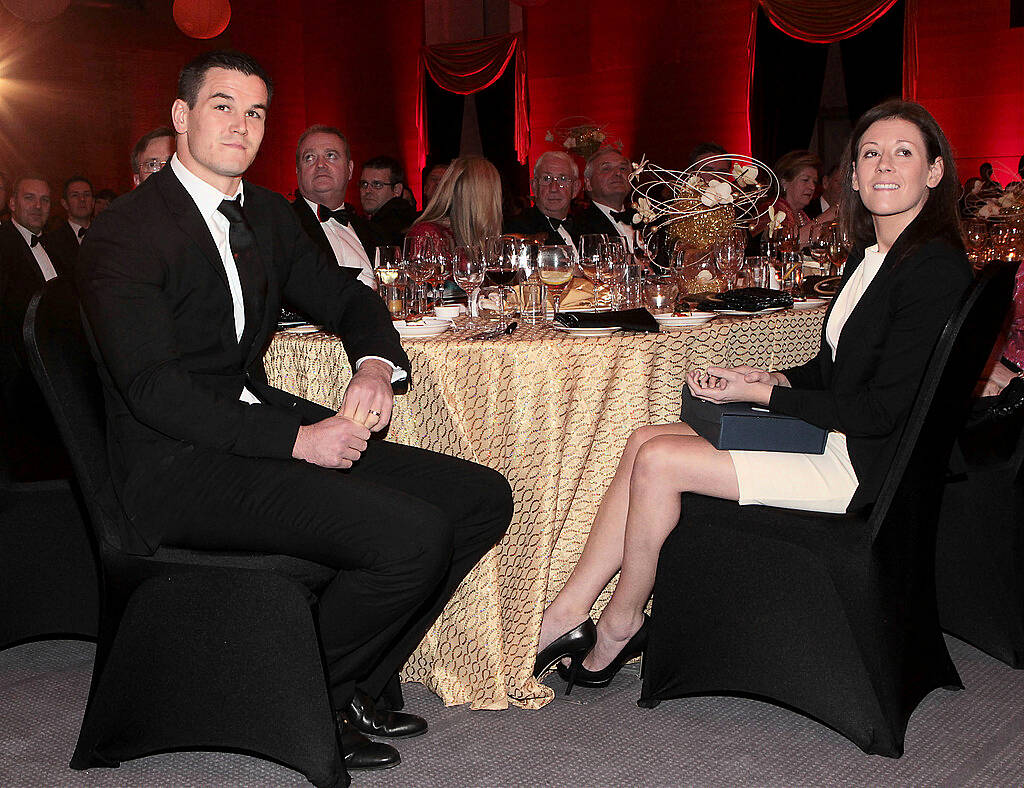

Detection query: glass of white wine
(537, 244), (576, 317)
(375, 245), (404, 318)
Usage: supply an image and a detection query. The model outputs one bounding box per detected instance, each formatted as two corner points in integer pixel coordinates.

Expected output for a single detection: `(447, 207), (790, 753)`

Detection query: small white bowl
(434, 305), (462, 319)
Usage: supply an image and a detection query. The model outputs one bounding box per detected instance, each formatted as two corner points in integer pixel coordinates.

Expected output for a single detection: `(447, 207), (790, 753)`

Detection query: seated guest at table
(131, 126), (175, 187)
(756, 150), (820, 243)
(687, 141), (729, 170)
(535, 99), (971, 692)
(360, 155), (417, 247)
(406, 155), (501, 250)
(574, 149), (636, 251)
(44, 176), (95, 270)
(77, 50), (512, 771)
(93, 188), (117, 215)
(421, 160), (449, 208)
(504, 151), (579, 245)
(978, 161), (1002, 198)
(292, 124), (381, 290)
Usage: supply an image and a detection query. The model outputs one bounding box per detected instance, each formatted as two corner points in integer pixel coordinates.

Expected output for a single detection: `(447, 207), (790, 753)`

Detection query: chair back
(868, 261), (1019, 542)
(23, 278), (151, 554)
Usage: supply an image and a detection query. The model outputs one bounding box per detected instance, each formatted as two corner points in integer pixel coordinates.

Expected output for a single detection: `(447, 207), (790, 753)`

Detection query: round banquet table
(265, 308), (826, 709)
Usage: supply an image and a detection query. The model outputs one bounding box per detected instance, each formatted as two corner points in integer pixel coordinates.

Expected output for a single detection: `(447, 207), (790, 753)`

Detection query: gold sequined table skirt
(265, 309), (826, 710)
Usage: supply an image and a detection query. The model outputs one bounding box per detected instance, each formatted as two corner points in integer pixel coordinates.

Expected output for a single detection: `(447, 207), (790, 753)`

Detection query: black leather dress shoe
(337, 718), (400, 770)
(345, 688), (428, 739)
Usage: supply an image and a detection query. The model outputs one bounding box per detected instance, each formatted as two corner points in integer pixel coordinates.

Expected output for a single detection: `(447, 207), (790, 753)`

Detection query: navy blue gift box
(680, 387), (827, 454)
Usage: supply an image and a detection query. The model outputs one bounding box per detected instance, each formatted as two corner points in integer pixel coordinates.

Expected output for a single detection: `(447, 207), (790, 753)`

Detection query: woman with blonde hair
(406, 155), (502, 250)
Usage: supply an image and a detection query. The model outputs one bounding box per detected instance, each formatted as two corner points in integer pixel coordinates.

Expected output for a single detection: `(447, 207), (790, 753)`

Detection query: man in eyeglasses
(504, 151), (580, 245)
(131, 126), (175, 187)
(358, 155), (416, 247)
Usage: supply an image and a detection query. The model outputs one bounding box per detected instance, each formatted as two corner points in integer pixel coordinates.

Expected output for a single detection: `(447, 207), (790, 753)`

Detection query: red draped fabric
(758, 0), (899, 44)
(416, 33), (530, 168)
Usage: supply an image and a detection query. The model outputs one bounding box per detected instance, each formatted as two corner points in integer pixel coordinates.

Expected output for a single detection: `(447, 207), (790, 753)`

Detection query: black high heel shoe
(533, 619), (597, 679)
(557, 614), (649, 695)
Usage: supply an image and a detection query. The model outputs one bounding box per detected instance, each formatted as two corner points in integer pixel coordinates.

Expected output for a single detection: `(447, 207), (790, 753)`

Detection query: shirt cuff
(356, 356), (408, 383)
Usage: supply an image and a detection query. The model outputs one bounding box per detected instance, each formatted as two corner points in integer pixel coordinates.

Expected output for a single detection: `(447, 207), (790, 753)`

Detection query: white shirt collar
(593, 200), (624, 219)
(12, 219), (40, 245)
(170, 153), (243, 221)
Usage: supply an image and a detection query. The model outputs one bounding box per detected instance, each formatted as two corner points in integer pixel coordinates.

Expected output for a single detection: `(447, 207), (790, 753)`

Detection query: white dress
(728, 246), (887, 514)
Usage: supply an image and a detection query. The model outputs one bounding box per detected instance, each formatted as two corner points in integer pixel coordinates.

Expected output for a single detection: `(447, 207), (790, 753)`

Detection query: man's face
(62, 180), (94, 223)
(359, 166), (402, 215)
(586, 151), (631, 208)
(9, 179), (51, 234)
(423, 164), (447, 205)
(134, 136), (175, 186)
(171, 66), (268, 193)
(296, 131), (353, 209)
(532, 157), (579, 219)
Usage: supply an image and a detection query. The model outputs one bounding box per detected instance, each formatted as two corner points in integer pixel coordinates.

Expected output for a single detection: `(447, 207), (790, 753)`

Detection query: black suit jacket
(770, 236), (972, 512)
(573, 201), (623, 240)
(503, 205), (577, 245)
(0, 221), (67, 364)
(292, 196), (383, 271)
(42, 221), (82, 277)
(77, 164), (409, 550)
(368, 196), (417, 248)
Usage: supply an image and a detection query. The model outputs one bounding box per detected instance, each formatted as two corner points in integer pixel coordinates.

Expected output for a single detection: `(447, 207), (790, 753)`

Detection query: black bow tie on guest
(317, 203), (354, 226)
(30, 233), (40, 247)
(548, 216), (564, 231)
(77, 226), (87, 239)
(610, 209), (633, 225)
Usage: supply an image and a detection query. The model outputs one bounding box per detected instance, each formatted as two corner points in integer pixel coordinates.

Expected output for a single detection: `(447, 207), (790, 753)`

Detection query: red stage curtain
(416, 33), (529, 167)
(758, 0), (899, 44)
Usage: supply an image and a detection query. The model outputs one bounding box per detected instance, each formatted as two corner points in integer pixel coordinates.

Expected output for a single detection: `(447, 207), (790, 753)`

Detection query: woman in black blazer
(534, 100), (972, 691)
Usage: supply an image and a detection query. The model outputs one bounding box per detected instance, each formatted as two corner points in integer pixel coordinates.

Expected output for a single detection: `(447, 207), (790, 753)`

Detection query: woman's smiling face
(852, 117), (944, 224)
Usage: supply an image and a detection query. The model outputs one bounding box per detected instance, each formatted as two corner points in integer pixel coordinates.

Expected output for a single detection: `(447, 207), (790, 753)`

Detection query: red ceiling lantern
(173, 0), (232, 40)
(1, 0), (71, 22)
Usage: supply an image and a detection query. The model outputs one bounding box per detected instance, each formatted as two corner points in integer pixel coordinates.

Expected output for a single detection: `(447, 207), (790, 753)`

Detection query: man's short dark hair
(687, 142), (728, 166)
(12, 174), (50, 197)
(362, 155), (404, 185)
(296, 124), (351, 168)
(95, 188), (118, 202)
(63, 175), (93, 200)
(177, 50), (274, 110)
(131, 127), (175, 175)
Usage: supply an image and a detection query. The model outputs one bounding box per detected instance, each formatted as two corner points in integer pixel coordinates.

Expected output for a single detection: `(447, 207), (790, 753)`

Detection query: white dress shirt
(69, 219), (87, 244)
(13, 220), (58, 281)
(302, 196), (377, 290)
(593, 201), (635, 252)
(544, 214), (574, 246)
(826, 245), (886, 361)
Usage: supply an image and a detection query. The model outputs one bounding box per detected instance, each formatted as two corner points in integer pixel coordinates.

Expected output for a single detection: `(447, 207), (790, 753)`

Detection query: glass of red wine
(484, 236), (518, 329)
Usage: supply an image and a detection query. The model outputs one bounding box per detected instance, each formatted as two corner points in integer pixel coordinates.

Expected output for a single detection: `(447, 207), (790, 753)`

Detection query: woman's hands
(686, 364), (790, 407)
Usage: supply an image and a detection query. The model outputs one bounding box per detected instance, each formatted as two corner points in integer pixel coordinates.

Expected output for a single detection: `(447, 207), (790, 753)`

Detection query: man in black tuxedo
(573, 149), (636, 251)
(359, 156), (417, 247)
(292, 125), (381, 290)
(43, 176), (94, 273)
(0, 175), (70, 480)
(77, 50), (512, 773)
(504, 151), (580, 245)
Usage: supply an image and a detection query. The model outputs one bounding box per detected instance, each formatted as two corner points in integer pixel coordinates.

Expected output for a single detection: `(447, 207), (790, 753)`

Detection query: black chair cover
(639, 261), (1018, 757)
(936, 393), (1024, 667)
(23, 278), (348, 788)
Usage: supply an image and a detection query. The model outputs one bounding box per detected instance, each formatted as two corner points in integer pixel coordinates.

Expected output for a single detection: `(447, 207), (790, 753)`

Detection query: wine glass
(577, 233), (606, 285)
(374, 245), (404, 318)
(964, 219), (989, 269)
(536, 245), (576, 317)
(714, 241), (743, 291)
(451, 245), (485, 317)
(484, 235), (517, 328)
(596, 240), (627, 308)
(403, 235), (439, 315)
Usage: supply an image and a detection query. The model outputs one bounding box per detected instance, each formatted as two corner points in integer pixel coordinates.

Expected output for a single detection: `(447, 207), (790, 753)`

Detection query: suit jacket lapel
(293, 196), (334, 260)
(239, 183), (273, 367)
(155, 166), (229, 291)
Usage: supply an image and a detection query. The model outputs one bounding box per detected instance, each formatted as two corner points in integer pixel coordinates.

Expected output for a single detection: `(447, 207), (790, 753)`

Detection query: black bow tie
(77, 226), (87, 239)
(610, 209), (633, 225)
(548, 216), (564, 231)
(318, 204), (353, 226)
(30, 233), (40, 247)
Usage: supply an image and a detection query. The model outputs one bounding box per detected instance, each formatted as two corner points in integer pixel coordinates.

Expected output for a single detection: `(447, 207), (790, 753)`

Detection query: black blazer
(368, 196), (417, 248)
(0, 221), (67, 363)
(42, 221), (83, 276)
(573, 201), (624, 240)
(77, 165), (409, 549)
(769, 236), (972, 511)
(291, 195), (383, 269)
(504, 205), (577, 245)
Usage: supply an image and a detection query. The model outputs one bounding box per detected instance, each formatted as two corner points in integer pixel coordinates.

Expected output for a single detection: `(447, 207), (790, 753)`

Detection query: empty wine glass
(451, 245), (485, 317)
(714, 242), (743, 291)
(404, 235), (439, 315)
(537, 244), (576, 317)
(577, 233), (606, 284)
(596, 240), (627, 308)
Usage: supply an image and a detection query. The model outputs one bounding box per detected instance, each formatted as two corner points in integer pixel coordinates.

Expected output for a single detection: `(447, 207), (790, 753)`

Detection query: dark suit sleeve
(272, 197), (410, 376)
(769, 247), (971, 437)
(77, 206), (304, 459)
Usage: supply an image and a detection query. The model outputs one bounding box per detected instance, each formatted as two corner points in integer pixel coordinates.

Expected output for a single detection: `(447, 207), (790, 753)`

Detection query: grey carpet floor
(2, 636), (1023, 787)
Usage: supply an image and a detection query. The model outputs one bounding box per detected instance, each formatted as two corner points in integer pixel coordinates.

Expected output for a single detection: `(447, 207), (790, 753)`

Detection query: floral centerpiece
(545, 116), (622, 160)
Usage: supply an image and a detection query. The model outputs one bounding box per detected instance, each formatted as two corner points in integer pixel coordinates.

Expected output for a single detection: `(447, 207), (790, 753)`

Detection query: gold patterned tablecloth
(265, 309), (826, 710)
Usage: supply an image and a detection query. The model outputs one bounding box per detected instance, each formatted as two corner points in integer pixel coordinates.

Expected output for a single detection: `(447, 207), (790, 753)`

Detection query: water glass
(642, 274), (679, 314)
(744, 256), (771, 289)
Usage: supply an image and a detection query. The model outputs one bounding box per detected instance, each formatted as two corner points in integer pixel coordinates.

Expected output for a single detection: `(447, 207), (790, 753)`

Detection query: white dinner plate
(281, 324), (321, 334)
(713, 307), (787, 316)
(654, 311), (717, 326)
(790, 298), (829, 311)
(657, 317), (719, 329)
(552, 325), (621, 337)
(395, 322), (451, 338)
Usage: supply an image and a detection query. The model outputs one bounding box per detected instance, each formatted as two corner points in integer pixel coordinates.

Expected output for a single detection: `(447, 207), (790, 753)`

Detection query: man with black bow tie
(504, 151), (580, 245)
(43, 175), (94, 272)
(77, 50), (512, 774)
(0, 175), (71, 479)
(573, 149), (636, 251)
(292, 125), (382, 290)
